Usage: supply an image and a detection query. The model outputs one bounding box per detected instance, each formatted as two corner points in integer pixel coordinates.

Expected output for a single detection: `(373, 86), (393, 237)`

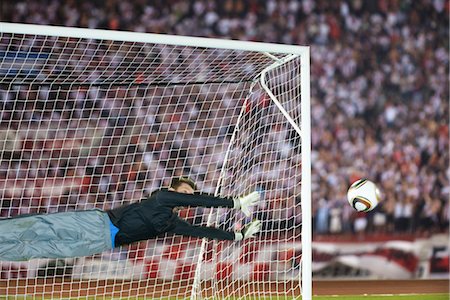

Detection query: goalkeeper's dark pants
(0, 210), (113, 261)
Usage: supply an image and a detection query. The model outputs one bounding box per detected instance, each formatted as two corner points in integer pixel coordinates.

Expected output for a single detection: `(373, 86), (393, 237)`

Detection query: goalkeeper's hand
(234, 191), (260, 217)
(234, 219), (261, 241)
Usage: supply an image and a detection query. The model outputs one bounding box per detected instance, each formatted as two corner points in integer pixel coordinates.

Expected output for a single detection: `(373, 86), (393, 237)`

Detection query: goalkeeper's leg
(0, 210), (113, 261)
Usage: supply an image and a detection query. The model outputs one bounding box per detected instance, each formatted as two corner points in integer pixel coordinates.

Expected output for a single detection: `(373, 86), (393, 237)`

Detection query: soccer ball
(347, 179), (380, 212)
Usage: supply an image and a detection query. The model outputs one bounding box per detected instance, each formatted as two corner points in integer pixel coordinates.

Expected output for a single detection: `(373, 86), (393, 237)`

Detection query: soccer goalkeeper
(0, 177), (261, 261)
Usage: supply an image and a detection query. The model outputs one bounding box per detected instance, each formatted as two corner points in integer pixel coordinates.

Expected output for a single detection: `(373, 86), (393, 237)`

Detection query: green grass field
(225, 296), (450, 300)
(243, 296), (448, 300)
(195, 296), (446, 300)
(313, 294), (449, 300)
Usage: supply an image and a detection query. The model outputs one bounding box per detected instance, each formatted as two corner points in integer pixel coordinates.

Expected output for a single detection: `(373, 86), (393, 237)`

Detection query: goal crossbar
(0, 22), (308, 56)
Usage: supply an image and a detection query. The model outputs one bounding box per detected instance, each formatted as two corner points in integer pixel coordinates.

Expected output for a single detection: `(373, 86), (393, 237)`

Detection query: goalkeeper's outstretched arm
(157, 189), (260, 217)
(162, 177), (260, 217)
(168, 217), (261, 241)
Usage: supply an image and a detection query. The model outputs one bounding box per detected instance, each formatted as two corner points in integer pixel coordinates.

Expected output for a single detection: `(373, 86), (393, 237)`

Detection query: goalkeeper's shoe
(234, 219), (262, 241)
(234, 191), (260, 217)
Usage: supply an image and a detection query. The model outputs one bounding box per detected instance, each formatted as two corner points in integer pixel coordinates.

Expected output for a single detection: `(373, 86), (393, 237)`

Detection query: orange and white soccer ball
(347, 179), (381, 212)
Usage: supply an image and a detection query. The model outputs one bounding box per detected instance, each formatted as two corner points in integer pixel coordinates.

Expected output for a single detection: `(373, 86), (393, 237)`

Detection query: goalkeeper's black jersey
(107, 189), (236, 247)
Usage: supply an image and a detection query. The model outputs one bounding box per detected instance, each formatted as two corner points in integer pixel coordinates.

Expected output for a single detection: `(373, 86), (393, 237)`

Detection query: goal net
(0, 23), (311, 299)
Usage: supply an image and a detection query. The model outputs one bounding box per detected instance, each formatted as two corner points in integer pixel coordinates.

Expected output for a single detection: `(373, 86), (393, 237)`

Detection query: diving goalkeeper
(0, 177), (261, 261)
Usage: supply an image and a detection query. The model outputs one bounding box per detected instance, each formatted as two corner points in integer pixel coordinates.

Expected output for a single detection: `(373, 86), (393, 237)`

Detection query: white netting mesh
(0, 28), (305, 299)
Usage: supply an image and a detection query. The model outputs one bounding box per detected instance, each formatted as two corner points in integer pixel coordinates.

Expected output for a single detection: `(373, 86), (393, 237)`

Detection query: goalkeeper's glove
(234, 219), (261, 241)
(234, 191), (260, 217)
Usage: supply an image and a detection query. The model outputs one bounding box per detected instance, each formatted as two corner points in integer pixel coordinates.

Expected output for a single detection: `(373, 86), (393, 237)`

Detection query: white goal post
(0, 22), (311, 299)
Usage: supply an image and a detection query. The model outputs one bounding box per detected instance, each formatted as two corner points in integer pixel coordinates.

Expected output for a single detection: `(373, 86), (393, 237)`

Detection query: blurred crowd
(0, 0), (448, 236)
